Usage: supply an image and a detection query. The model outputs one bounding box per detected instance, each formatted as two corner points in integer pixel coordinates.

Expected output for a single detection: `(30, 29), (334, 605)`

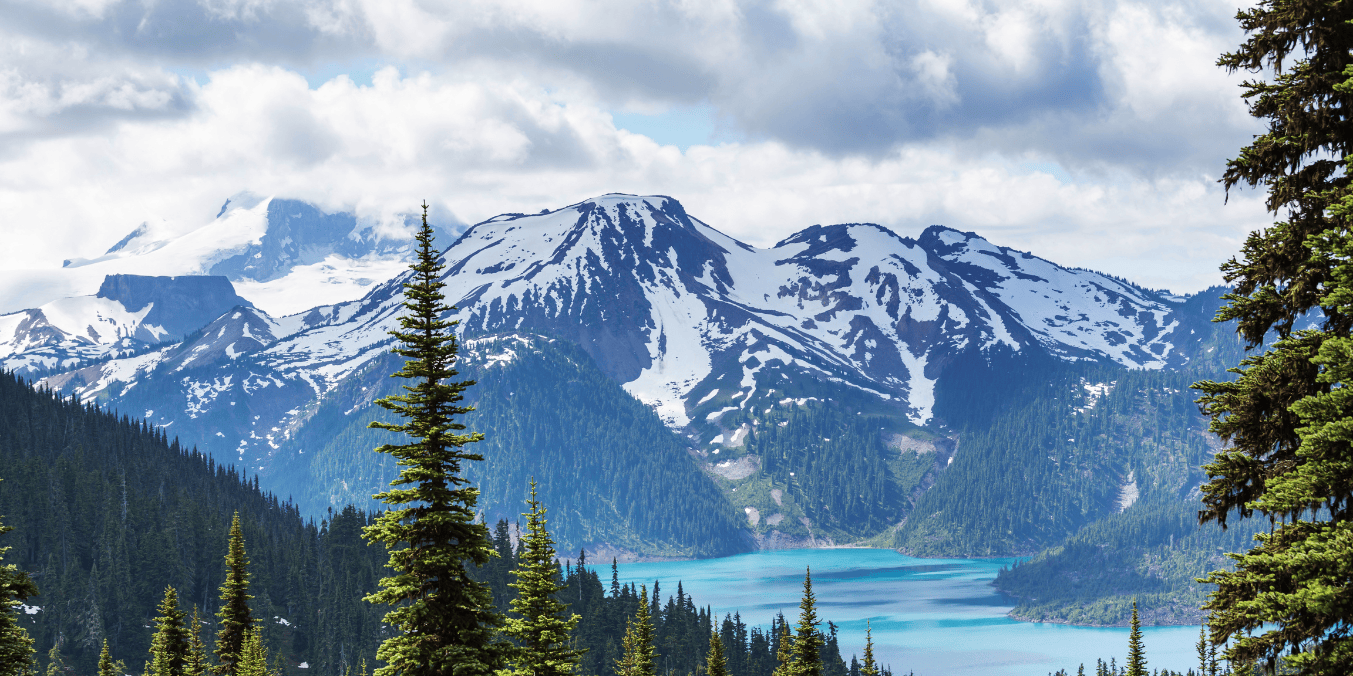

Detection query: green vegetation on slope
(280, 335), (750, 558)
(894, 346), (1220, 558)
(0, 367), (871, 676)
(727, 400), (937, 542)
(993, 500), (1262, 626)
(0, 371), (387, 676)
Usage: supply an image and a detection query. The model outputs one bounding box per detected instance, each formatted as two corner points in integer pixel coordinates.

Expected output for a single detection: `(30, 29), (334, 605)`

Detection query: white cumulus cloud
(0, 0), (1277, 304)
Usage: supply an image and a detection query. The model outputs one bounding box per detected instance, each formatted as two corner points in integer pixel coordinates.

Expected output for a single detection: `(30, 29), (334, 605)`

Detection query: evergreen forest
(0, 370), (387, 675)
(0, 367), (870, 676)
(472, 535), (863, 676)
(273, 337), (749, 558)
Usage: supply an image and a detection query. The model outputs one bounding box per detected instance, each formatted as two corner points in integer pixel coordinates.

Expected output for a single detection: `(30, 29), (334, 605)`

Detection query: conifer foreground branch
(363, 203), (506, 676)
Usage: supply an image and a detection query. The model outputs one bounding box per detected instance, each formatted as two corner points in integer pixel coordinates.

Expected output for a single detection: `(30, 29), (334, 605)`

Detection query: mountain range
(0, 193), (1240, 575)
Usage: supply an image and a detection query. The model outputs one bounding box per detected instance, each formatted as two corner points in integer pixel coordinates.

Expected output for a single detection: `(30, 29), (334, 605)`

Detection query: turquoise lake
(593, 548), (1201, 676)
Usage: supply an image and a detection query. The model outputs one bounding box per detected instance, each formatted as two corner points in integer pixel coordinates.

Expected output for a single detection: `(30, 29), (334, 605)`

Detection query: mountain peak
(917, 224), (989, 253)
(95, 274), (253, 342)
(97, 274), (249, 313)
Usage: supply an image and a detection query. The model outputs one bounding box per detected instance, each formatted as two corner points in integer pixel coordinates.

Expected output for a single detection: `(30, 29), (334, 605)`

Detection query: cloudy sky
(1, 0), (1268, 298)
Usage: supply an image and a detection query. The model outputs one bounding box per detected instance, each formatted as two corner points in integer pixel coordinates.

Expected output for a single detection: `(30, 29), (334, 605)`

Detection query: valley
(0, 192), (1253, 628)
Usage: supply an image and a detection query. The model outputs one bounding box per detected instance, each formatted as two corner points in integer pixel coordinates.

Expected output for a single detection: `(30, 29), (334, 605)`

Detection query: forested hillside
(878, 324), (1264, 624)
(992, 500), (1262, 626)
(0, 368), (864, 676)
(891, 346), (1220, 557)
(713, 392), (939, 546)
(0, 371), (388, 676)
(272, 335), (751, 558)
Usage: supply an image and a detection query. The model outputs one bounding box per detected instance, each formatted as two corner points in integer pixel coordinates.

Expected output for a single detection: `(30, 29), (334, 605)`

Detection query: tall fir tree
(860, 622), (877, 676)
(214, 513), (254, 676)
(772, 623), (793, 676)
(99, 640), (114, 676)
(1196, 624), (1207, 676)
(1124, 601), (1145, 676)
(1207, 627), (1221, 676)
(150, 587), (190, 676)
(615, 585), (656, 676)
(0, 507), (35, 676)
(503, 480), (583, 676)
(1192, 0), (1353, 673)
(362, 203), (506, 676)
(187, 608), (208, 676)
(791, 569), (823, 676)
(706, 632), (727, 676)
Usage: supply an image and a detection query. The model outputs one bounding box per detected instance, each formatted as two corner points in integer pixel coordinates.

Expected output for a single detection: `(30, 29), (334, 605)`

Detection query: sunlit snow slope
(16, 193), (1227, 481)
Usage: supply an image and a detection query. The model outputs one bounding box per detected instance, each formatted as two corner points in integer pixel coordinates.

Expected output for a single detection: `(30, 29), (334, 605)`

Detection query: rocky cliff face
(96, 274), (253, 340)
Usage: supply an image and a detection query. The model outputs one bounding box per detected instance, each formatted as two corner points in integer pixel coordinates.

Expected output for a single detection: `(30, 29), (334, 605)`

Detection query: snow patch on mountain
(232, 254), (411, 317)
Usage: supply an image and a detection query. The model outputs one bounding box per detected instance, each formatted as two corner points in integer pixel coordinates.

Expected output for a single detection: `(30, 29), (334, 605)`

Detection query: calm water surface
(592, 549), (1200, 676)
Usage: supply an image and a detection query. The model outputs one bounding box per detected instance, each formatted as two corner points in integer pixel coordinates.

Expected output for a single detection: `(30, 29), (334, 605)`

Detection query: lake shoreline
(574, 542), (1202, 630)
(592, 548), (1204, 676)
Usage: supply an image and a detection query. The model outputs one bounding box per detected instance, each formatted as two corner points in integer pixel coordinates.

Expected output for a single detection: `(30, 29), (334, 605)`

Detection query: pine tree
(98, 640), (114, 676)
(1196, 624), (1207, 676)
(503, 480), (584, 676)
(1192, 0), (1353, 673)
(187, 608), (208, 676)
(1207, 627), (1220, 676)
(0, 507), (36, 676)
(233, 629), (268, 676)
(215, 513), (253, 676)
(151, 586), (191, 676)
(706, 631), (728, 676)
(1124, 601), (1145, 676)
(791, 569), (822, 676)
(615, 585), (657, 676)
(44, 638), (62, 676)
(771, 623), (793, 676)
(860, 622), (877, 676)
(362, 203), (506, 676)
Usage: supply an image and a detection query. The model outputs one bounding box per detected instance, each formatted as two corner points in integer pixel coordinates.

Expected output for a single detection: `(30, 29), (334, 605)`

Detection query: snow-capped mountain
(1, 194), (457, 316)
(18, 194), (1228, 482)
(248, 194), (1204, 424)
(0, 274), (253, 374)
